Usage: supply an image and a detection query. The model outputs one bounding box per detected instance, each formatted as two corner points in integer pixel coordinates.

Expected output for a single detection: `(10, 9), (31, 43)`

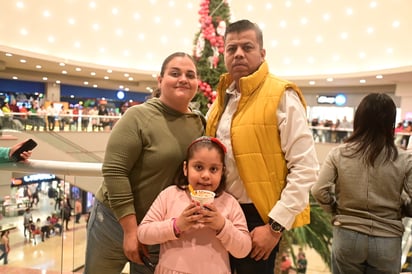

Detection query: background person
(84, 52), (204, 274)
(311, 93), (412, 273)
(206, 19), (319, 274)
(0, 230), (10, 265)
(138, 136), (251, 273)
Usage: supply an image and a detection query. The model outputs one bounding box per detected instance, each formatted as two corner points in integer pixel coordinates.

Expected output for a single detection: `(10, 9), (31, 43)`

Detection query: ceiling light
(16, 2), (24, 8)
(75, 67), (82, 71)
(84, 81), (89, 85)
(360, 79), (366, 83)
(128, 77), (134, 81)
(5, 53), (12, 57)
(56, 80), (61, 84)
(12, 76), (18, 80)
(20, 28), (28, 35)
(326, 77), (334, 82)
(376, 75), (383, 79)
(112, 8), (119, 15)
(323, 13), (330, 21)
(309, 81), (316, 85)
(36, 65), (42, 69)
(91, 72), (96, 76)
(119, 85), (124, 89)
(93, 84), (98, 88)
(68, 18), (75, 25)
(104, 76), (109, 80)
(392, 21), (400, 28)
(62, 70), (67, 74)
(43, 10), (51, 17)
(346, 8), (353, 15)
(59, 62), (65, 66)
(89, 2), (96, 8)
(20, 59), (27, 63)
(42, 77), (48, 81)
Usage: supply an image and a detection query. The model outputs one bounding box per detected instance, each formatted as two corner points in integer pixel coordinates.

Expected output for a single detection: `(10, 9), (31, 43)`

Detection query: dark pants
(230, 203), (279, 274)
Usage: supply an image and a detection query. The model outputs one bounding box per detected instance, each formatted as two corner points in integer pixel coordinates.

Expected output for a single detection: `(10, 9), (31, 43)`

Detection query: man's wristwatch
(269, 218), (285, 233)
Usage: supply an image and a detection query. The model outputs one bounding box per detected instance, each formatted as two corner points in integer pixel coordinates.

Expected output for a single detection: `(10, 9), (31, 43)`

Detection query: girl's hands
(198, 203), (225, 233)
(175, 202), (203, 233)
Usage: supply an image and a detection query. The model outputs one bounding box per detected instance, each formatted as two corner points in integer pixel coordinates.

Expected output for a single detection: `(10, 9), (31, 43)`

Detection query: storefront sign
(317, 94), (347, 106)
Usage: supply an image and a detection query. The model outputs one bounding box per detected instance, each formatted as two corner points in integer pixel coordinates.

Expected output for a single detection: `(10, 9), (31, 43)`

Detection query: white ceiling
(0, 0), (411, 94)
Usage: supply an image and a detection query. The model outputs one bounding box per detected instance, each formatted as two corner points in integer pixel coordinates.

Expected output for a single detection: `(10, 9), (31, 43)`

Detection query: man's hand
(249, 224), (281, 261)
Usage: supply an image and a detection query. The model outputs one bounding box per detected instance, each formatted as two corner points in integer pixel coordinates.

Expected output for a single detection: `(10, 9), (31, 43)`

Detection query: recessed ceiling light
(376, 75), (383, 79)
(107, 69), (112, 73)
(91, 72), (96, 76)
(326, 77), (334, 82)
(309, 81), (316, 85)
(42, 77), (48, 81)
(75, 67), (82, 71)
(84, 81), (89, 85)
(104, 76), (109, 79)
(5, 53), (12, 57)
(93, 84), (98, 88)
(56, 80), (61, 84)
(59, 62), (65, 66)
(360, 79), (366, 83)
(36, 65), (42, 69)
(62, 70), (67, 74)
(12, 76), (18, 80)
(20, 59), (27, 63)
(128, 77), (134, 81)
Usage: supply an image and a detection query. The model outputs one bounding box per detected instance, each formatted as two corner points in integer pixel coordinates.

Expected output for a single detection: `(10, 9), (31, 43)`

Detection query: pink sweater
(138, 185), (252, 274)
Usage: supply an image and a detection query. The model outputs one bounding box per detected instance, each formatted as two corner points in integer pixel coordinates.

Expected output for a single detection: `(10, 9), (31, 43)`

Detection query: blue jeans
(84, 200), (158, 274)
(332, 227), (401, 274)
(0, 243), (7, 264)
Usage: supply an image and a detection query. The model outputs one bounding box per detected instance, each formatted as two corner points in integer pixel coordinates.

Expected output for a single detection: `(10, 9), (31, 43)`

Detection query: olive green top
(95, 98), (204, 222)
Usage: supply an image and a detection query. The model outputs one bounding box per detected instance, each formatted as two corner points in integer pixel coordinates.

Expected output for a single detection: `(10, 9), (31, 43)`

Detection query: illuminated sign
(23, 174), (56, 183)
(317, 94), (347, 106)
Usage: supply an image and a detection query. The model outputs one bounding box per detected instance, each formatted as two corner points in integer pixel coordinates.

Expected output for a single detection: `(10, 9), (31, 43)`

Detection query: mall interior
(1, 1), (412, 274)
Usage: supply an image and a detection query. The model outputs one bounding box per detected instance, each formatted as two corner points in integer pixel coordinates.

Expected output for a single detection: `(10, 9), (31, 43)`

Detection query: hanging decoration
(192, 0), (231, 115)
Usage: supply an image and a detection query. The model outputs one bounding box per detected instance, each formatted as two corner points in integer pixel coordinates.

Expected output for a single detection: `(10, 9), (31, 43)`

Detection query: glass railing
(0, 160), (412, 273)
(0, 112), (122, 132)
(0, 160), (101, 273)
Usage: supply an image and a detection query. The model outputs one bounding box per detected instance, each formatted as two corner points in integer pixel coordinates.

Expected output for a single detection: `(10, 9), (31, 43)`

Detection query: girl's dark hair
(225, 19), (263, 49)
(344, 93), (398, 166)
(174, 136), (227, 196)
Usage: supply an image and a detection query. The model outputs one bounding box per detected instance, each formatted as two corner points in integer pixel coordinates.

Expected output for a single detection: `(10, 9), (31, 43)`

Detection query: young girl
(138, 136), (251, 274)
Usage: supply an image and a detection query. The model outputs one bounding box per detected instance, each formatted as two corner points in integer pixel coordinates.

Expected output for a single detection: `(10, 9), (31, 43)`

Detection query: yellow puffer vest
(206, 61), (310, 227)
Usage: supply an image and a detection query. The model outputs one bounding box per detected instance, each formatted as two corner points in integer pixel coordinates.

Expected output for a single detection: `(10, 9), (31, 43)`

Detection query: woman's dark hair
(344, 93), (398, 166)
(225, 19), (263, 49)
(174, 136), (227, 196)
(152, 52), (197, 98)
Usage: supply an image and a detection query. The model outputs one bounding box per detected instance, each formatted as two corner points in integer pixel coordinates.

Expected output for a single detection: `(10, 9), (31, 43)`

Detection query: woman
(0, 230), (10, 265)
(312, 93), (412, 274)
(84, 52), (204, 274)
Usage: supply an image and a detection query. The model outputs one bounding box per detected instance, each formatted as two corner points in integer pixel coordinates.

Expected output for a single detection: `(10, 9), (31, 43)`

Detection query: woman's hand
(9, 140), (33, 162)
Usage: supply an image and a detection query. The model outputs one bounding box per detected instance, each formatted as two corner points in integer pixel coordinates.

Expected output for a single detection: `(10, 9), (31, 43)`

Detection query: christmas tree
(192, 0), (231, 115)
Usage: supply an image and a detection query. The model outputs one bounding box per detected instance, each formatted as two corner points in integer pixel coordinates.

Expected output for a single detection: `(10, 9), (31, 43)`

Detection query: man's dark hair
(224, 19), (263, 49)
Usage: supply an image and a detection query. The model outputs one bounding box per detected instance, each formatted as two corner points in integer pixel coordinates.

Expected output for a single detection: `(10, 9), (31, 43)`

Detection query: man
(206, 19), (319, 274)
